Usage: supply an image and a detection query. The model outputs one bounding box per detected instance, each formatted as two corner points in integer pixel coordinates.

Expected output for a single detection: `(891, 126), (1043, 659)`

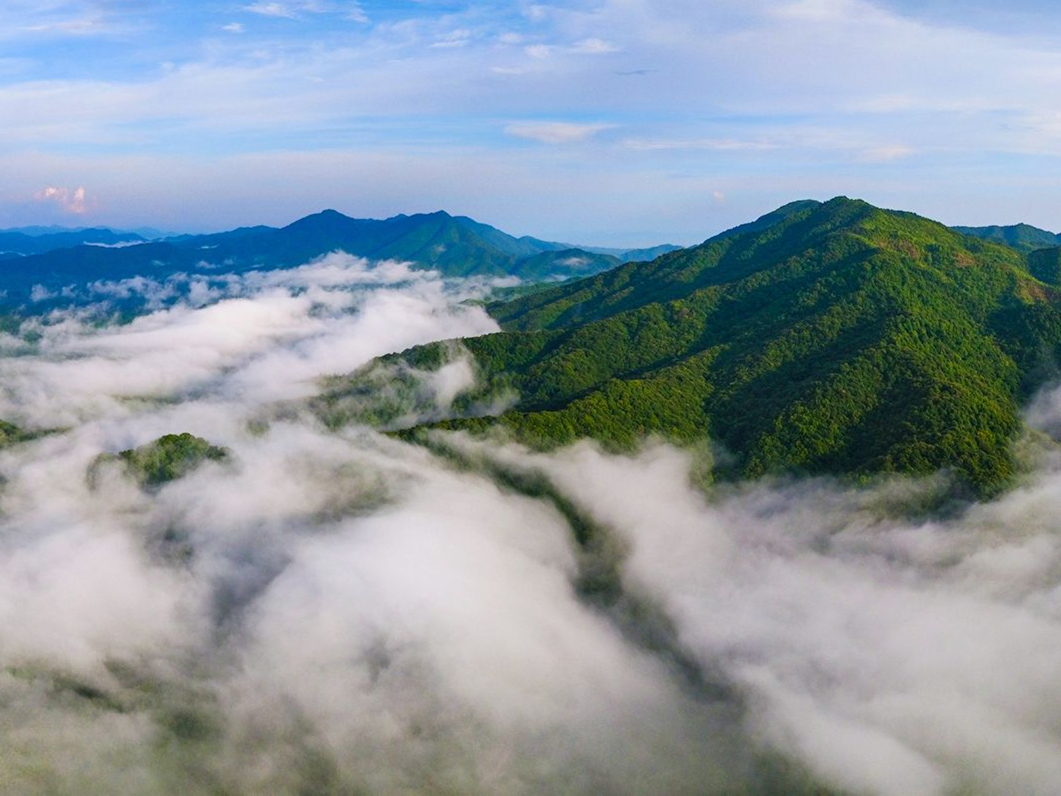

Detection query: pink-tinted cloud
(34, 185), (89, 214)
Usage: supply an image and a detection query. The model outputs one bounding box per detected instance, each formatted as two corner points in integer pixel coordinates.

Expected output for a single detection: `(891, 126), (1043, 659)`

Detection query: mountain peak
(419, 196), (1050, 495)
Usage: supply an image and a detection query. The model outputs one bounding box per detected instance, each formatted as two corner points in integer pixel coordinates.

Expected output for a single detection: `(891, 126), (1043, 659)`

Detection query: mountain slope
(953, 223), (1061, 253)
(341, 197), (1061, 495)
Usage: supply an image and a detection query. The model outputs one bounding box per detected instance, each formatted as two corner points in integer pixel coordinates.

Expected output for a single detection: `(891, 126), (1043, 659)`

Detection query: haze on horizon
(2, 0), (1061, 246)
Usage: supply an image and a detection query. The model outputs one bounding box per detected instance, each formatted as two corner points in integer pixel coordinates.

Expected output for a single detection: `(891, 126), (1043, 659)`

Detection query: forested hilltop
(328, 197), (1061, 496)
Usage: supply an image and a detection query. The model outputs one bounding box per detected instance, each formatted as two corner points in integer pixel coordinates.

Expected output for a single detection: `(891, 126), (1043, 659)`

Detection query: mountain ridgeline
(0, 210), (679, 306)
(0, 227), (147, 259)
(330, 197), (1061, 496)
(953, 223), (1061, 253)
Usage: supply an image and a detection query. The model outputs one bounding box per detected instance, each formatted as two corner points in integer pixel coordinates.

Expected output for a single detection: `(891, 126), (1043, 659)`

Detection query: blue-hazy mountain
(0, 210), (673, 306)
(578, 243), (684, 262)
(0, 227), (146, 256)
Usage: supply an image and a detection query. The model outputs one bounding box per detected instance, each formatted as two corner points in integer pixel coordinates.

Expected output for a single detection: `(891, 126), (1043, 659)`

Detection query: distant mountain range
(0, 211), (681, 306)
(951, 223), (1061, 253)
(0, 227), (147, 259)
(325, 197), (1061, 497)
(0, 224), (172, 238)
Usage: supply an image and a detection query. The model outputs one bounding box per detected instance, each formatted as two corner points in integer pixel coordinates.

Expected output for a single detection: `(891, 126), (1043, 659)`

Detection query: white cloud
(431, 29), (472, 49)
(347, 1), (368, 24)
(223, 22), (245, 33)
(33, 185), (88, 214)
(0, 254), (501, 425)
(2, 252), (1061, 793)
(569, 37), (620, 54)
(775, 0), (892, 23)
(241, 0), (366, 21)
(438, 435), (1061, 796)
(523, 43), (553, 59)
(504, 121), (614, 144)
(858, 144), (916, 162)
(558, 255), (590, 267)
(242, 2), (297, 18)
(22, 17), (108, 35)
(624, 137), (779, 151)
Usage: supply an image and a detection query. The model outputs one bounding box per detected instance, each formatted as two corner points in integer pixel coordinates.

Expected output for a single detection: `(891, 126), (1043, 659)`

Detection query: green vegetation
(1029, 247), (1061, 286)
(362, 197), (1061, 496)
(95, 433), (228, 487)
(0, 419), (29, 447)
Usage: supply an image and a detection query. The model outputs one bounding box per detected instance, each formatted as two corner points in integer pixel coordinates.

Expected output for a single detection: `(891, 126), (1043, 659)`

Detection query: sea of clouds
(0, 253), (1060, 795)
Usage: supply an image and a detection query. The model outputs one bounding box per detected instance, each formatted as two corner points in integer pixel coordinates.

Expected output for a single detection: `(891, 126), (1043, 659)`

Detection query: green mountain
(92, 433), (228, 488)
(953, 223), (1061, 253)
(331, 197), (1061, 496)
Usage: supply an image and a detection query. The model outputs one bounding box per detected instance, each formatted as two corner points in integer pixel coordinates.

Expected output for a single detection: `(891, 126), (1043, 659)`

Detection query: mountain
(328, 197), (1061, 496)
(179, 210), (665, 276)
(1, 224), (177, 239)
(1, 225), (84, 236)
(710, 199), (824, 243)
(953, 223), (1061, 253)
(0, 227), (146, 256)
(510, 249), (622, 281)
(92, 433), (228, 489)
(580, 243), (684, 262)
(0, 210), (652, 306)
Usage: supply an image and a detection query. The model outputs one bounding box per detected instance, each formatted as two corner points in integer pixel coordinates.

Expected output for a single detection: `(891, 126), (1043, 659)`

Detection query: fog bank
(0, 253), (1059, 794)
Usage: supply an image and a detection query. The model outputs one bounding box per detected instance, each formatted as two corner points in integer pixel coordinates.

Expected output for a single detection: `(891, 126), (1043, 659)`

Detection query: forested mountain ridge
(333, 197), (1061, 495)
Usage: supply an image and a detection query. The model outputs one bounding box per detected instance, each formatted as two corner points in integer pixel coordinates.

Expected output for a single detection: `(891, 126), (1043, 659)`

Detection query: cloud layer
(0, 254), (1059, 793)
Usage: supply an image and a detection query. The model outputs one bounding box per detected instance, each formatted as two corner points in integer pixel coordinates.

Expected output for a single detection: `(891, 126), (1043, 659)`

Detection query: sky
(2, 0), (1061, 245)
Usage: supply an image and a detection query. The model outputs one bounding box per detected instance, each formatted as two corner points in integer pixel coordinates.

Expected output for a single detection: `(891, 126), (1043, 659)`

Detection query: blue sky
(2, 0), (1061, 245)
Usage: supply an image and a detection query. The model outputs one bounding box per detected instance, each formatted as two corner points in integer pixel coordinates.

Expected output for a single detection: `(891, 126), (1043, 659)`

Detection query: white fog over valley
(0, 253), (1059, 795)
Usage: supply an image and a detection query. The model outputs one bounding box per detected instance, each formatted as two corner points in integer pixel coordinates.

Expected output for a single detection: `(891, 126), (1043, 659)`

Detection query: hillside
(329, 197), (1061, 495)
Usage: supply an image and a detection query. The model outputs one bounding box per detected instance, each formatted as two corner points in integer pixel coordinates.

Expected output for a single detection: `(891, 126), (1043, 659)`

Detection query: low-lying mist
(1, 253), (1059, 795)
